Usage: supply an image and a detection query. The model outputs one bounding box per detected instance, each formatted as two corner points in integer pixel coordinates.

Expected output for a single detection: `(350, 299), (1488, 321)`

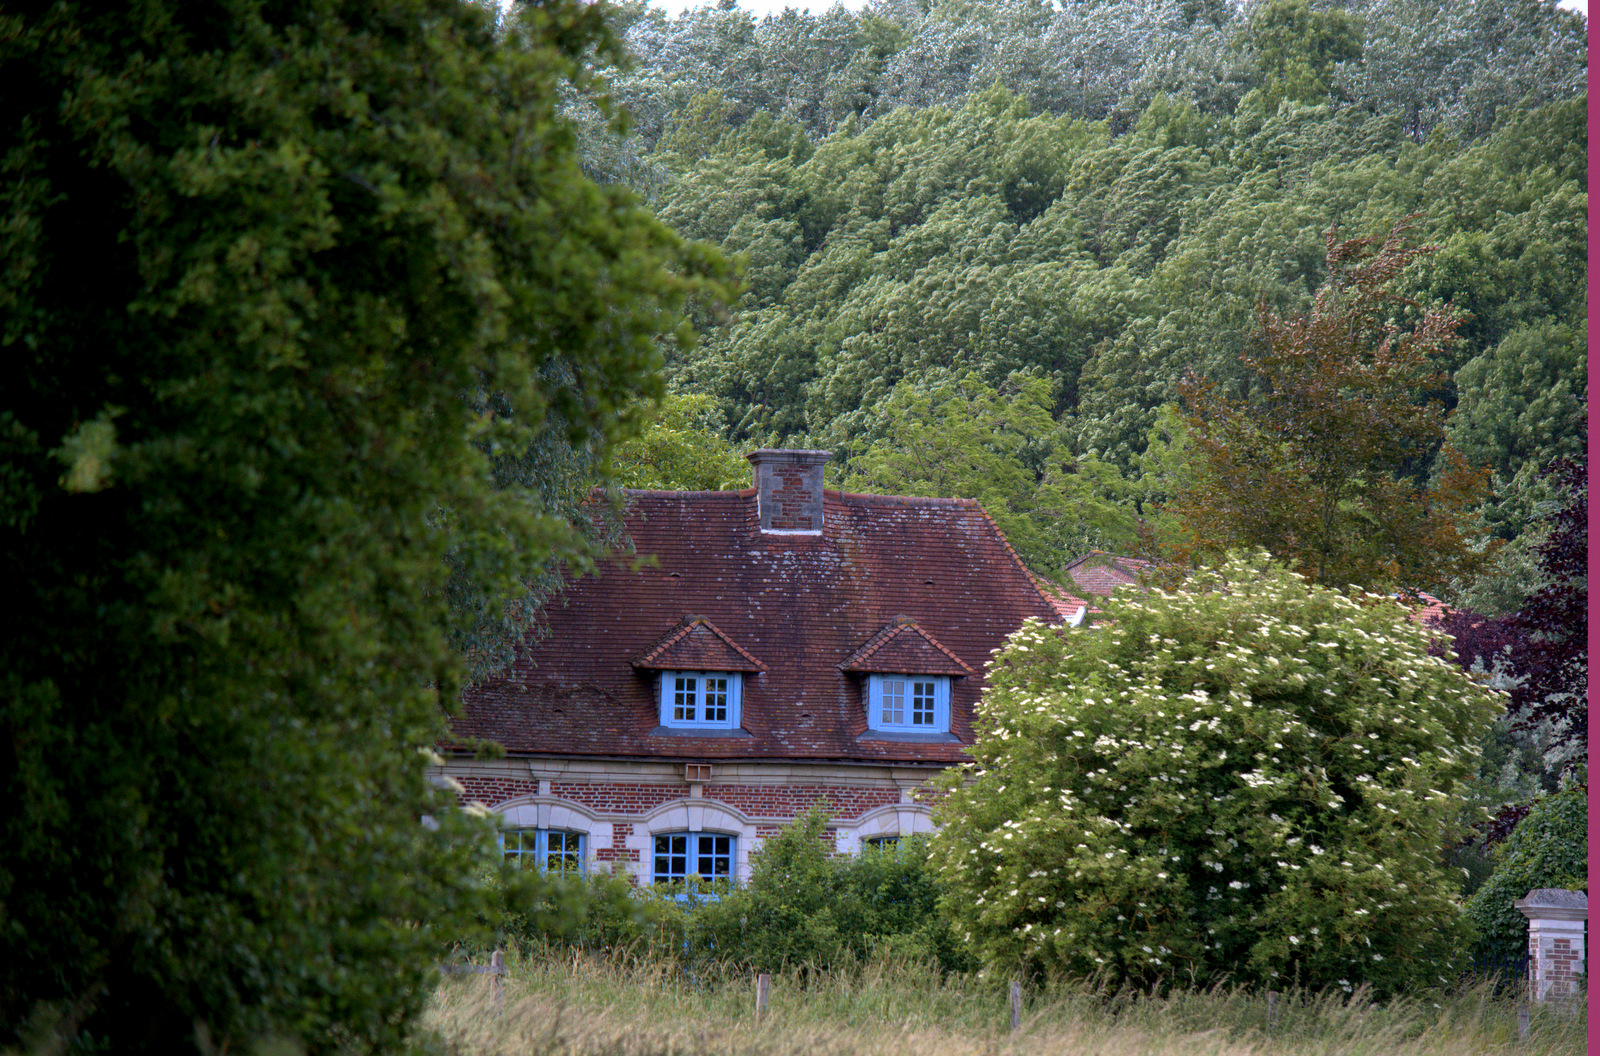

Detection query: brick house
(437, 449), (1082, 884)
(1064, 550), (1153, 599)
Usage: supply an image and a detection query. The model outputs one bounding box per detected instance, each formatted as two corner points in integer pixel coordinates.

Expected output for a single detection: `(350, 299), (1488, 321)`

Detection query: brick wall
(457, 778), (902, 824)
(706, 784), (899, 820)
(456, 775), (537, 804)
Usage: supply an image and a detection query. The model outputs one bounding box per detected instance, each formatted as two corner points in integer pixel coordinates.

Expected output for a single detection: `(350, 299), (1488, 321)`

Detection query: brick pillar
(1514, 888), (1587, 1005)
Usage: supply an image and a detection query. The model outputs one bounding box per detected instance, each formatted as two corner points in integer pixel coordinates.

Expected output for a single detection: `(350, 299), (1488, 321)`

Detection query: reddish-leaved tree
(1165, 219), (1494, 592)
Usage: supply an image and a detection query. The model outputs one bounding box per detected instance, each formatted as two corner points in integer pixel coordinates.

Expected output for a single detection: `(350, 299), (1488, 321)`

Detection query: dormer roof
(633, 615), (767, 673)
(838, 616), (975, 676)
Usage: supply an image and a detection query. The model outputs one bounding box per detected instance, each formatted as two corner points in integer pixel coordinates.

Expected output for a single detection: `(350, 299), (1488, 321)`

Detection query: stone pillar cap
(1515, 888), (1587, 922)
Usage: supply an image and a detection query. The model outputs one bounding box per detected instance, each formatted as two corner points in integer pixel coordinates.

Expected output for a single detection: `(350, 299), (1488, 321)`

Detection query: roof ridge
(830, 490), (980, 508)
(620, 488), (754, 498)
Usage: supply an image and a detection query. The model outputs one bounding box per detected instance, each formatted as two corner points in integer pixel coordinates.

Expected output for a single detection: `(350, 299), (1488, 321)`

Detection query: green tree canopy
(930, 552), (1500, 995)
(841, 371), (1140, 578)
(611, 392), (751, 491)
(1464, 784), (1587, 964)
(0, 0), (725, 1051)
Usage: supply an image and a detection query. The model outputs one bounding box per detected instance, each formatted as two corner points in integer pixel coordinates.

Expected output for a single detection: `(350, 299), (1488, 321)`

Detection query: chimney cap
(745, 448), (832, 466)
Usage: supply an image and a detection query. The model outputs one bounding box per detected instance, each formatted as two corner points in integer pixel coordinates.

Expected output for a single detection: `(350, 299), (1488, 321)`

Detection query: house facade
(436, 448), (1080, 884)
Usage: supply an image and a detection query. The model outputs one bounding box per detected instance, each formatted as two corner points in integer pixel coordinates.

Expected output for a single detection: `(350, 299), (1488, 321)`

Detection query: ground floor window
(864, 835), (900, 849)
(653, 832), (734, 884)
(502, 829), (585, 874)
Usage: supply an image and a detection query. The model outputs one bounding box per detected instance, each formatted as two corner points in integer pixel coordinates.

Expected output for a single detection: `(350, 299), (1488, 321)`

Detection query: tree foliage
(0, 0), (725, 1051)
(841, 371), (1141, 578)
(611, 391), (751, 491)
(1463, 784), (1588, 964)
(641, 75), (1582, 530)
(1504, 449), (1587, 773)
(930, 552), (1500, 995)
(1167, 222), (1492, 593)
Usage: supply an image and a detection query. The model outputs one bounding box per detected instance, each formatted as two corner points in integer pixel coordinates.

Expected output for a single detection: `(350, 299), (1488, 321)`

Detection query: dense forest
(580, 0), (1585, 612)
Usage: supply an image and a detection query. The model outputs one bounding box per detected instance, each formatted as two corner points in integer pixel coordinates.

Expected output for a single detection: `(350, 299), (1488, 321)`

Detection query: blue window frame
(502, 828), (585, 874)
(653, 832), (734, 884)
(659, 671), (742, 730)
(867, 674), (950, 733)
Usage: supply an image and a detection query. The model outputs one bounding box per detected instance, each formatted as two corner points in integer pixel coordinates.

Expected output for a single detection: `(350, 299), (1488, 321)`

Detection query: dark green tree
(1242, 0), (1361, 111)
(1464, 784), (1587, 964)
(0, 1), (725, 1052)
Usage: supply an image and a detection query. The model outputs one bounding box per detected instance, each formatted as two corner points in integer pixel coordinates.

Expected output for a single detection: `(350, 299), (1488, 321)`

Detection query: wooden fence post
(490, 949), (505, 1015)
(1009, 980), (1021, 1032)
(755, 973), (770, 1020)
(1266, 989), (1278, 1033)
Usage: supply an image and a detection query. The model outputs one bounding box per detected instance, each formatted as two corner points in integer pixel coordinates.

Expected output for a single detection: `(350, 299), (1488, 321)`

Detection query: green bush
(930, 552), (1502, 996)
(479, 863), (661, 956)
(1464, 784), (1588, 963)
(678, 806), (975, 974)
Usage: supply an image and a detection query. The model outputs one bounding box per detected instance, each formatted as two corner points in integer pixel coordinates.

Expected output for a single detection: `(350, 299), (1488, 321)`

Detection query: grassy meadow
(425, 951), (1584, 1056)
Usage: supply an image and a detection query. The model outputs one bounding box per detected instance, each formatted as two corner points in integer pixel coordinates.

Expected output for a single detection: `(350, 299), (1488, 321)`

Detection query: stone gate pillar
(1514, 888), (1587, 1005)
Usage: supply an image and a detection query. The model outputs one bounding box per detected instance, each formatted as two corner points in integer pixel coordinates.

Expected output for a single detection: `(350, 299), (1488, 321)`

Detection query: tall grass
(425, 950), (1585, 1056)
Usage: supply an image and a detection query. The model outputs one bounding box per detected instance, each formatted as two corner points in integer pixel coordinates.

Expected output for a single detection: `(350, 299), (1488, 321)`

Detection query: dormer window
(660, 671), (742, 730)
(635, 616), (764, 736)
(867, 674), (950, 733)
(840, 616), (973, 742)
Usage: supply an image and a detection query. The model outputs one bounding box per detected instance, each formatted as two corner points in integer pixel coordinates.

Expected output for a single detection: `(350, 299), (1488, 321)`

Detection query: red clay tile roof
(1064, 551), (1153, 597)
(838, 617), (975, 676)
(1402, 591), (1449, 626)
(448, 488), (1063, 765)
(1036, 582), (1095, 621)
(634, 615), (767, 672)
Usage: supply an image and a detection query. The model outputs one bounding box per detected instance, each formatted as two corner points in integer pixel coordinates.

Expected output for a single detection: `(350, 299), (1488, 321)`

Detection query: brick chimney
(746, 449), (831, 533)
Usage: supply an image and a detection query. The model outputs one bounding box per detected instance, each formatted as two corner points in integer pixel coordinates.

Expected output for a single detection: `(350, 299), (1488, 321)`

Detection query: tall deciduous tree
(611, 392), (751, 491)
(1167, 221), (1493, 593)
(0, 0), (725, 1051)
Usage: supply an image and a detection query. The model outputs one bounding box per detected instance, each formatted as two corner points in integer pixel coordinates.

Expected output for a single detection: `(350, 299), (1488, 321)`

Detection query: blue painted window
(864, 835), (901, 849)
(867, 675), (950, 733)
(653, 832), (734, 884)
(502, 829), (585, 874)
(659, 671), (741, 730)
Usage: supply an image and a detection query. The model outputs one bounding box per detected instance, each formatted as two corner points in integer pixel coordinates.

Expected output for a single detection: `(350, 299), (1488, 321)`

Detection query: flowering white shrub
(929, 552), (1501, 994)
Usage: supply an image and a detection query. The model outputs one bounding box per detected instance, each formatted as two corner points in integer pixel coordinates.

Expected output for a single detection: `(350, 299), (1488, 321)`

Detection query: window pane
(704, 676), (728, 722)
(912, 681), (936, 725)
(881, 679), (904, 725)
(504, 829), (539, 868)
(674, 676), (697, 722)
(654, 834), (688, 882)
(695, 833), (733, 877)
(545, 831), (583, 873)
